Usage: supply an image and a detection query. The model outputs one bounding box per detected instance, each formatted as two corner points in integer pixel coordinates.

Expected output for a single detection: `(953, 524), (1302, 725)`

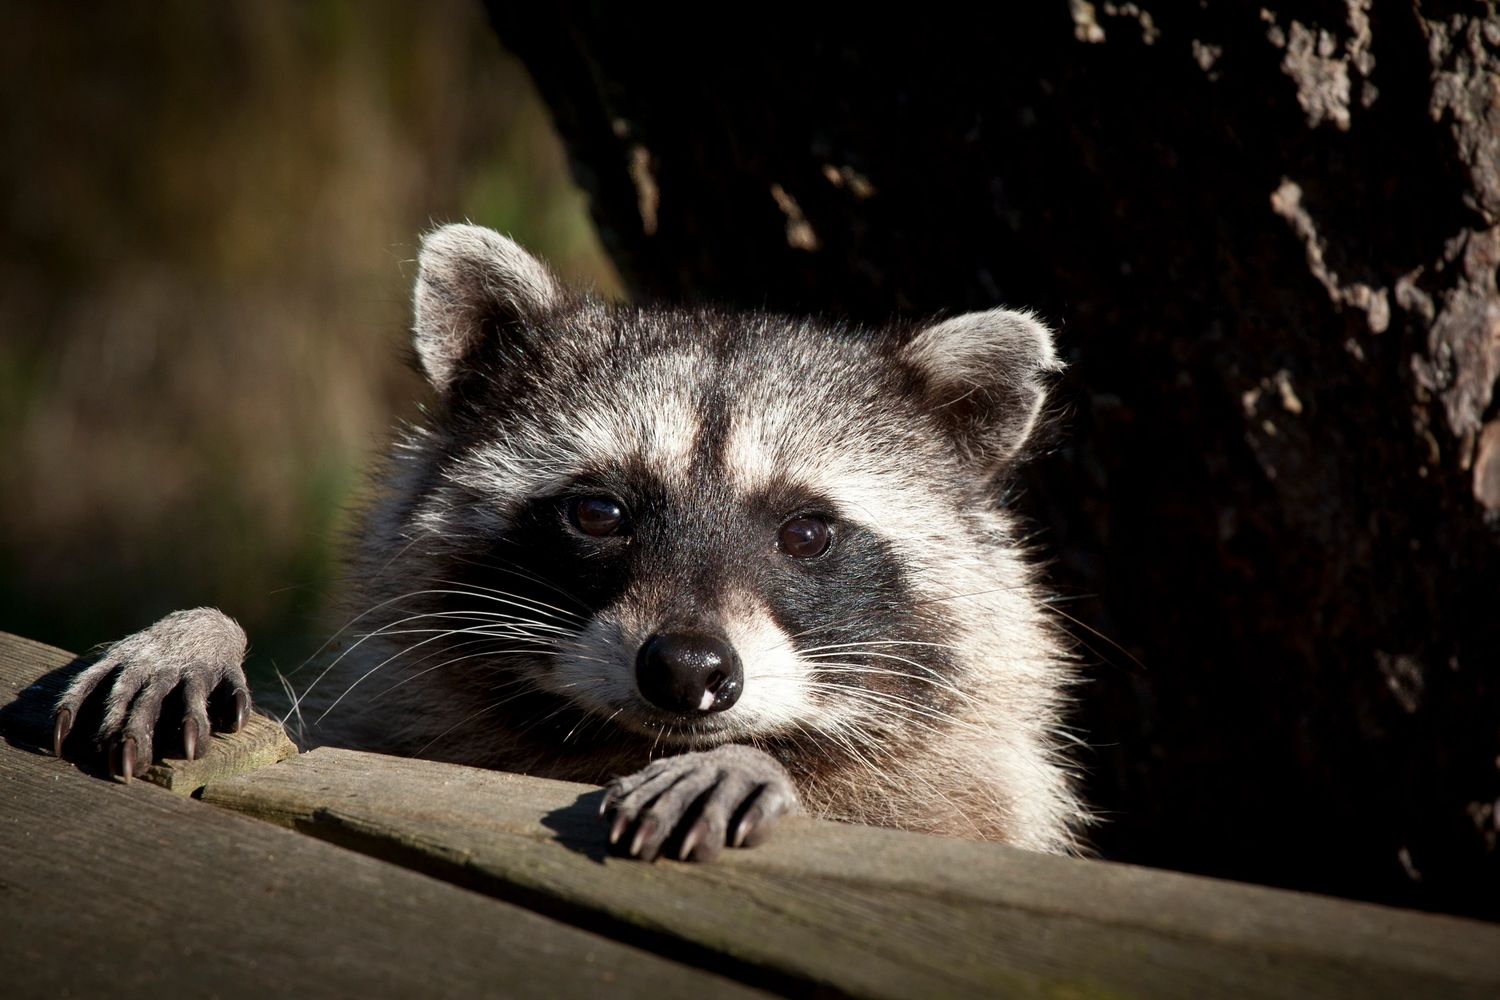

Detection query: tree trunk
(488, 2), (1500, 919)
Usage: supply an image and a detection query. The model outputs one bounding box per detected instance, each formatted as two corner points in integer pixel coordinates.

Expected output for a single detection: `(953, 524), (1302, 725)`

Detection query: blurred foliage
(0, 1), (617, 672)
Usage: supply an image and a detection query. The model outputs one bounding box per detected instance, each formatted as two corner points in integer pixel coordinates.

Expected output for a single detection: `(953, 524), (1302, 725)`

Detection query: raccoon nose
(635, 633), (743, 714)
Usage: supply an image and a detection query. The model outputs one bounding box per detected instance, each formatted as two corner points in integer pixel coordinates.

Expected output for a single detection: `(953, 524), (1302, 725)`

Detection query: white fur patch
(719, 596), (815, 733)
(722, 412), (783, 495)
(444, 372), (701, 526)
(636, 385), (699, 474)
(539, 593), (816, 743)
(725, 404), (953, 569)
(542, 614), (634, 714)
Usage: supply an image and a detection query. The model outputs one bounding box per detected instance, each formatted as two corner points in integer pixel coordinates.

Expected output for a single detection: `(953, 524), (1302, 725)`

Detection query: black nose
(635, 633), (743, 714)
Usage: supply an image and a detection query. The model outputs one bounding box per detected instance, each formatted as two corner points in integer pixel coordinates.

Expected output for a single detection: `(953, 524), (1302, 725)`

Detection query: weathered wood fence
(3, 631), (1497, 998)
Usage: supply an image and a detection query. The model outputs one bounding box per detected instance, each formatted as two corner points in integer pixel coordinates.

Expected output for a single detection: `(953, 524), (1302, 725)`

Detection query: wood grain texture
(0, 630), (296, 793)
(8, 630), (1499, 997)
(206, 747), (1500, 999)
(0, 633), (766, 1000)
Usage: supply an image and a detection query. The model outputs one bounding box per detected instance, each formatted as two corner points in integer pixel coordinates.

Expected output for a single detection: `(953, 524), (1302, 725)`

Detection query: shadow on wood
(541, 788), (614, 863)
(0, 647), (111, 772)
(0, 631), (296, 794)
(0, 635), (762, 999)
(7, 631), (1500, 997)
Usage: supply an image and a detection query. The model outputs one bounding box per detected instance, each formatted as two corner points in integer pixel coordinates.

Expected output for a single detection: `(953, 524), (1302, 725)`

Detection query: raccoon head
(388, 224), (1062, 758)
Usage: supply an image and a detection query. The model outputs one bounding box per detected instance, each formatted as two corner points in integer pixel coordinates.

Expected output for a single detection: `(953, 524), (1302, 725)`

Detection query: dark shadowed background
(4, 1), (1497, 924)
(482, 2), (1498, 922)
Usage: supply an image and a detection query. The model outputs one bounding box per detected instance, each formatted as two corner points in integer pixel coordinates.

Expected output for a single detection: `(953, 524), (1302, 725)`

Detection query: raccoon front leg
(602, 744), (800, 862)
(53, 608), (251, 780)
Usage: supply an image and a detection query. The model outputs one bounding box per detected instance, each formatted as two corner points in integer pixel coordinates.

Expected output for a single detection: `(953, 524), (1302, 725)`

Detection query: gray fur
(58, 225), (1090, 857)
(603, 745), (800, 862)
(900, 307), (1064, 469)
(412, 224), (563, 391)
(56, 608), (248, 776)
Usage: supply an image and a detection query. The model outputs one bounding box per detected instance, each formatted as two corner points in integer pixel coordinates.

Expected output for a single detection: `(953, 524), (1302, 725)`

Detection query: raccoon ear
(412, 224), (563, 391)
(899, 308), (1064, 470)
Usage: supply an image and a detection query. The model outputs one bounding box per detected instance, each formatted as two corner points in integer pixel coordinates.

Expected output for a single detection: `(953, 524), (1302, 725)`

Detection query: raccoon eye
(570, 496), (627, 537)
(779, 515), (830, 558)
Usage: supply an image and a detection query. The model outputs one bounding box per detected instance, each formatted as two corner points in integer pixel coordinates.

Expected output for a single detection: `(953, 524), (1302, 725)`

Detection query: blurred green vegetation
(0, 1), (617, 674)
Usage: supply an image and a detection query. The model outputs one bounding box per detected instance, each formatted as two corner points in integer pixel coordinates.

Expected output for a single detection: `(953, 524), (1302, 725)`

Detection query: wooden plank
(0, 630), (295, 793)
(0, 636), (767, 1000)
(204, 747), (1500, 1000)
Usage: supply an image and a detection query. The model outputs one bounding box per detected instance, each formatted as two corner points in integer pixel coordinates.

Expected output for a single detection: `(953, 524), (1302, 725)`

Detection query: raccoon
(53, 224), (1086, 860)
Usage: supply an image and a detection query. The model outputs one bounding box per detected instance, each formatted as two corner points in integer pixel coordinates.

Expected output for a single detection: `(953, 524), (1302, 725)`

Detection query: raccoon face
(392, 225), (1061, 751)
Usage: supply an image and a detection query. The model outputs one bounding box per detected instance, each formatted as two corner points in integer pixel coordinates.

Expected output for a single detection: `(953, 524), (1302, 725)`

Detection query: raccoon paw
(601, 744), (800, 862)
(53, 608), (250, 781)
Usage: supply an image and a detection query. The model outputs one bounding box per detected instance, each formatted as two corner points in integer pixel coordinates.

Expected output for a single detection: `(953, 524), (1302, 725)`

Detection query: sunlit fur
(290, 225), (1089, 853)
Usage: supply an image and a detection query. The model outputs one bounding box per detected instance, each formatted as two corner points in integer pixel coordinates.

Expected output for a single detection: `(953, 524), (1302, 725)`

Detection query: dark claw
(678, 818), (708, 862)
(232, 690), (249, 733)
(53, 708), (73, 758)
(630, 817), (659, 858)
(735, 800), (783, 849)
(603, 746), (797, 862)
(115, 736), (137, 784)
(182, 717), (199, 761)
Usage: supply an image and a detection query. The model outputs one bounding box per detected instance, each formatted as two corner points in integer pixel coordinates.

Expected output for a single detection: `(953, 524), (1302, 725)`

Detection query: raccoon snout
(635, 633), (743, 714)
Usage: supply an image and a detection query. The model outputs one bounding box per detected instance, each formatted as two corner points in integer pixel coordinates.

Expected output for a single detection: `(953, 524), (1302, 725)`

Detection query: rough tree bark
(488, 2), (1500, 919)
